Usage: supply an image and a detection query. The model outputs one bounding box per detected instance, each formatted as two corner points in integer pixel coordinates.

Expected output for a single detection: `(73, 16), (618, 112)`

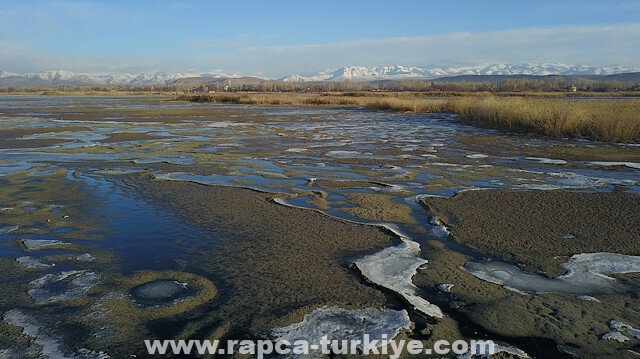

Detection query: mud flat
(422, 188), (640, 277)
(418, 188), (640, 358)
(136, 177), (397, 335)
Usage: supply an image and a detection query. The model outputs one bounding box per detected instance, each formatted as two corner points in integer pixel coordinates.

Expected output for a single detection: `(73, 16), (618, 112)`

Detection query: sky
(1, 0), (640, 78)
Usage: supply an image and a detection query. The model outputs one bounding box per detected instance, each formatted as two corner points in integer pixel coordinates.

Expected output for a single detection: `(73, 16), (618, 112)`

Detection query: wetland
(1, 95), (639, 358)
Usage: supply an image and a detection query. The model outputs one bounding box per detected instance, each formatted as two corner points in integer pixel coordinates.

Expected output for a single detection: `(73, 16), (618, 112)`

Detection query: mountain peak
(1, 63), (639, 86)
(281, 63), (640, 82)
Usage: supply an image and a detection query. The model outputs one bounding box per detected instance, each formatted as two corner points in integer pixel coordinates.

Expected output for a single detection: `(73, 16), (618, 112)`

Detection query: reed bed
(174, 92), (640, 143)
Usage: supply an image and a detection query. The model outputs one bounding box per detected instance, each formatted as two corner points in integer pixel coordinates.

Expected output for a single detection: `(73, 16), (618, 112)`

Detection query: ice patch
(429, 216), (450, 239)
(133, 280), (187, 299)
(272, 197), (443, 319)
(76, 253), (95, 262)
(325, 150), (365, 158)
(270, 306), (411, 359)
(602, 331), (630, 342)
(464, 253), (640, 294)
(526, 157), (567, 165)
(90, 168), (145, 175)
(610, 320), (640, 339)
(458, 343), (530, 359)
(466, 153), (488, 159)
(22, 239), (68, 250)
(28, 270), (99, 304)
(3, 310), (109, 359)
(0, 225), (19, 234)
(512, 170), (636, 191)
(437, 283), (454, 293)
(577, 295), (601, 302)
(285, 148), (308, 153)
(131, 279), (193, 307)
(16, 256), (52, 269)
(590, 161), (640, 169)
(355, 241), (444, 318)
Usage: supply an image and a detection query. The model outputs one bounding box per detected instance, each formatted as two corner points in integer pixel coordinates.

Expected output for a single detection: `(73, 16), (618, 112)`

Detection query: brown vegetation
(174, 92), (640, 143)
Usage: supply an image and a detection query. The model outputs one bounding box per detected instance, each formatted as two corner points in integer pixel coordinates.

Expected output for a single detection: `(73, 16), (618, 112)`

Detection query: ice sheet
(464, 253), (640, 294)
(355, 241), (444, 318)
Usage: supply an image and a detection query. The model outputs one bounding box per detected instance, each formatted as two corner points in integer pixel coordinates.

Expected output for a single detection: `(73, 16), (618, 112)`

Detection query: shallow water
(1, 95), (639, 358)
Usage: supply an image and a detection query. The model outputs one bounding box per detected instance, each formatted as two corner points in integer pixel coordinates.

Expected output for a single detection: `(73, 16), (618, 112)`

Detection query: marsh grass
(448, 97), (640, 143)
(175, 92), (640, 142)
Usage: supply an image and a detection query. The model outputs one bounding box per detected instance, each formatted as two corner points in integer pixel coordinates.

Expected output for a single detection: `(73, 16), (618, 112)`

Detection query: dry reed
(174, 93), (640, 143)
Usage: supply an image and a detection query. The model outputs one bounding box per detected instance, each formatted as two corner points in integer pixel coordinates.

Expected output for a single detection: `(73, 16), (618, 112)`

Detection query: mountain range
(2, 63), (640, 86)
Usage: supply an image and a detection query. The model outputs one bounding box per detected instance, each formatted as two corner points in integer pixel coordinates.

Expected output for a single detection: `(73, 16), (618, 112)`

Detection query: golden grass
(175, 92), (640, 142)
(446, 97), (640, 143)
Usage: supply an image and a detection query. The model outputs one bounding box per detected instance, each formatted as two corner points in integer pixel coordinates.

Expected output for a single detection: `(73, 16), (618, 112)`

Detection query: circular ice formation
(131, 279), (193, 306)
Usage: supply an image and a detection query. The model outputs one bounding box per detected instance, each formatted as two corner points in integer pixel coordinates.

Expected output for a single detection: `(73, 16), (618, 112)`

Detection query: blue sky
(1, 0), (639, 77)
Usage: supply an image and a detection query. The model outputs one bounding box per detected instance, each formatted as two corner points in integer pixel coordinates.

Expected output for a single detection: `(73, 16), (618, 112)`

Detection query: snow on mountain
(281, 63), (640, 82)
(1, 63), (639, 86)
(0, 70), (240, 86)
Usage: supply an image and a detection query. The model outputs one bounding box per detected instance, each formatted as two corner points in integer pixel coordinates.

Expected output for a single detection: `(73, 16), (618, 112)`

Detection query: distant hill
(1, 63), (639, 86)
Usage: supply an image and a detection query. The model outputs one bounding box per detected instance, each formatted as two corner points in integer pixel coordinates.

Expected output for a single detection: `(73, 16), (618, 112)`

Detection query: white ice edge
(464, 252), (640, 294)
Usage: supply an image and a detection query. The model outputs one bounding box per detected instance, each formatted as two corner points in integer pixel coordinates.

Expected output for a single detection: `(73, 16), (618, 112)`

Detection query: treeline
(2, 77), (639, 95)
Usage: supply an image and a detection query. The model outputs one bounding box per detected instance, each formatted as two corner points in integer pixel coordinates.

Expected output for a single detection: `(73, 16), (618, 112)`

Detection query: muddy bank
(422, 188), (640, 277)
(134, 177), (398, 336)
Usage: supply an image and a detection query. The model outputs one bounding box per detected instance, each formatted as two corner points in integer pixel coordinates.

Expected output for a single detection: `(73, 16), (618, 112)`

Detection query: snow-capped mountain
(281, 63), (640, 82)
(0, 70), (241, 86)
(1, 63), (639, 86)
